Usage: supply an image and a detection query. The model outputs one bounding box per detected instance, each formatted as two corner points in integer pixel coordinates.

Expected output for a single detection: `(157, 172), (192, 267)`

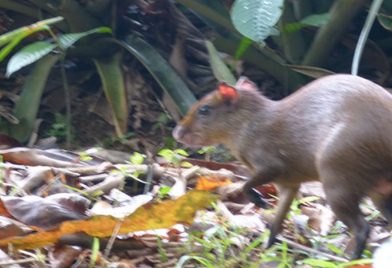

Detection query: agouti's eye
(198, 105), (211, 116)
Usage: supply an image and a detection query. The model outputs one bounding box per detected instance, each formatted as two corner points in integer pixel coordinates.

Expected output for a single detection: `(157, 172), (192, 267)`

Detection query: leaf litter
(0, 147), (387, 267)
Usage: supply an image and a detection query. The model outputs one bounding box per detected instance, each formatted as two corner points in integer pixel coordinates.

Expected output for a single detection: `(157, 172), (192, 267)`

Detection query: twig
(104, 220), (123, 258)
(278, 236), (348, 262)
(0, 257), (37, 266)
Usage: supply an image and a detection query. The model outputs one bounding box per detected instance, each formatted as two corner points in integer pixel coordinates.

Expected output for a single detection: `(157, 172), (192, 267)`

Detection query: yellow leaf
(195, 176), (232, 191)
(0, 190), (216, 249)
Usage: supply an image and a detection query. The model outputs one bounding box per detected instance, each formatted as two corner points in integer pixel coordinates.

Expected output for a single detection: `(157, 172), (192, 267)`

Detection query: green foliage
(129, 152), (146, 178)
(205, 40), (236, 85)
(284, 13), (331, 33)
(0, 17), (63, 61)
(157, 186), (172, 199)
(6, 41), (56, 76)
(78, 151), (93, 162)
(231, 0), (284, 43)
(158, 148), (190, 167)
(10, 54), (60, 142)
(47, 113), (67, 140)
(1, 24), (112, 142)
(120, 36), (196, 116)
(130, 152), (145, 165)
(94, 52), (128, 136)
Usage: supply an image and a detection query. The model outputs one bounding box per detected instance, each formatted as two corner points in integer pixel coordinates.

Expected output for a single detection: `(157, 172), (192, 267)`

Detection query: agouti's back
(173, 74), (392, 259)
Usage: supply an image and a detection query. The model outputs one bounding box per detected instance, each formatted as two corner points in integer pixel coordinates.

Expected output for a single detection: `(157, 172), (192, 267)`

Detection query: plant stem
(60, 56), (72, 148)
(351, 0), (384, 75)
(302, 0), (366, 67)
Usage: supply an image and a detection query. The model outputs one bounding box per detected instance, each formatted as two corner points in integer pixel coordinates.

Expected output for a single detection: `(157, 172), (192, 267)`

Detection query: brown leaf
(0, 190), (216, 249)
(0, 148), (82, 167)
(0, 216), (29, 239)
(1, 193), (90, 229)
(49, 246), (83, 268)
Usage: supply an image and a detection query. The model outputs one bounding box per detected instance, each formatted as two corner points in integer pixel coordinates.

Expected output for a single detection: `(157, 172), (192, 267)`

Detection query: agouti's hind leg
(323, 175), (370, 259)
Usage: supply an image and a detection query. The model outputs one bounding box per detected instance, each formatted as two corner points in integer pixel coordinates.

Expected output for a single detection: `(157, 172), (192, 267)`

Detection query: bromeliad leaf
(6, 41), (57, 77)
(58, 27), (112, 50)
(231, 0), (284, 43)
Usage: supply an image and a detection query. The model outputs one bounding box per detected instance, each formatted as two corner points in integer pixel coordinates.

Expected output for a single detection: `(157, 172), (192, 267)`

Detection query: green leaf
(6, 41), (56, 77)
(174, 149), (189, 157)
(94, 52), (128, 136)
(158, 149), (174, 160)
(301, 13), (331, 27)
(302, 259), (337, 268)
(378, 12), (392, 31)
(284, 13), (331, 33)
(286, 64), (334, 78)
(0, 17), (63, 61)
(205, 40), (236, 85)
(120, 36), (196, 115)
(230, 0), (284, 43)
(58, 27), (112, 50)
(130, 152), (145, 165)
(11, 54), (60, 142)
(0, 17), (63, 48)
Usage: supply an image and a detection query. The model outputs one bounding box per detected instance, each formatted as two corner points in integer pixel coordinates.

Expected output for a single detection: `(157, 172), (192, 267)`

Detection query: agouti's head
(173, 77), (261, 148)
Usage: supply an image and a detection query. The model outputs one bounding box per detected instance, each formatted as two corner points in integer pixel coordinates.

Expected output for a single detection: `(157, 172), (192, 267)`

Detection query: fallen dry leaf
(0, 148), (82, 167)
(1, 193), (90, 229)
(0, 190), (216, 249)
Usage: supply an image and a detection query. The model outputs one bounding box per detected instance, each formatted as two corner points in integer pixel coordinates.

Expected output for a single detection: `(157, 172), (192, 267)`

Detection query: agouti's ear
(218, 82), (238, 104)
(235, 76), (257, 91)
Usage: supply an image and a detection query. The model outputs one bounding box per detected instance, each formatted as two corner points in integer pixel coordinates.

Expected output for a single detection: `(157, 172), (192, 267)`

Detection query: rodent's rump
(173, 74), (392, 260)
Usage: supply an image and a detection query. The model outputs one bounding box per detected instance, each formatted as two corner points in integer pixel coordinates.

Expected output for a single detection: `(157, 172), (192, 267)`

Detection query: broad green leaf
(6, 41), (56, 77)
(231, 0), (284, 43)
(120, 36), (196, 115)
(205, 41), (236, 85)
(58, 27), (112, 50)
(177, 0), (305, 90)
(11, 54), (60, 142)
(94, 52), (128, 137)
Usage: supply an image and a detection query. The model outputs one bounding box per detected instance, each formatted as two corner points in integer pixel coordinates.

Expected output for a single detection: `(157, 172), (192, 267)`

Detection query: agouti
(173, 74), (392, 259)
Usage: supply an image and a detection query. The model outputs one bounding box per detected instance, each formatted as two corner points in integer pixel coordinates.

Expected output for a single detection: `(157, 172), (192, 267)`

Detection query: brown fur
(173, 74), (392, 259)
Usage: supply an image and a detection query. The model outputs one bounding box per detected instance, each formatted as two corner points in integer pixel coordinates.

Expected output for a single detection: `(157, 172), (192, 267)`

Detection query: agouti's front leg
(266, 185), (299, 247)
(242, 168), (281, 208)
(242, 168), (299, 247)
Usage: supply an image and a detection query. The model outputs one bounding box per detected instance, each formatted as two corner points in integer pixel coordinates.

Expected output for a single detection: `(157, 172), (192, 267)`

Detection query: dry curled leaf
(1, 193), (90, 229)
